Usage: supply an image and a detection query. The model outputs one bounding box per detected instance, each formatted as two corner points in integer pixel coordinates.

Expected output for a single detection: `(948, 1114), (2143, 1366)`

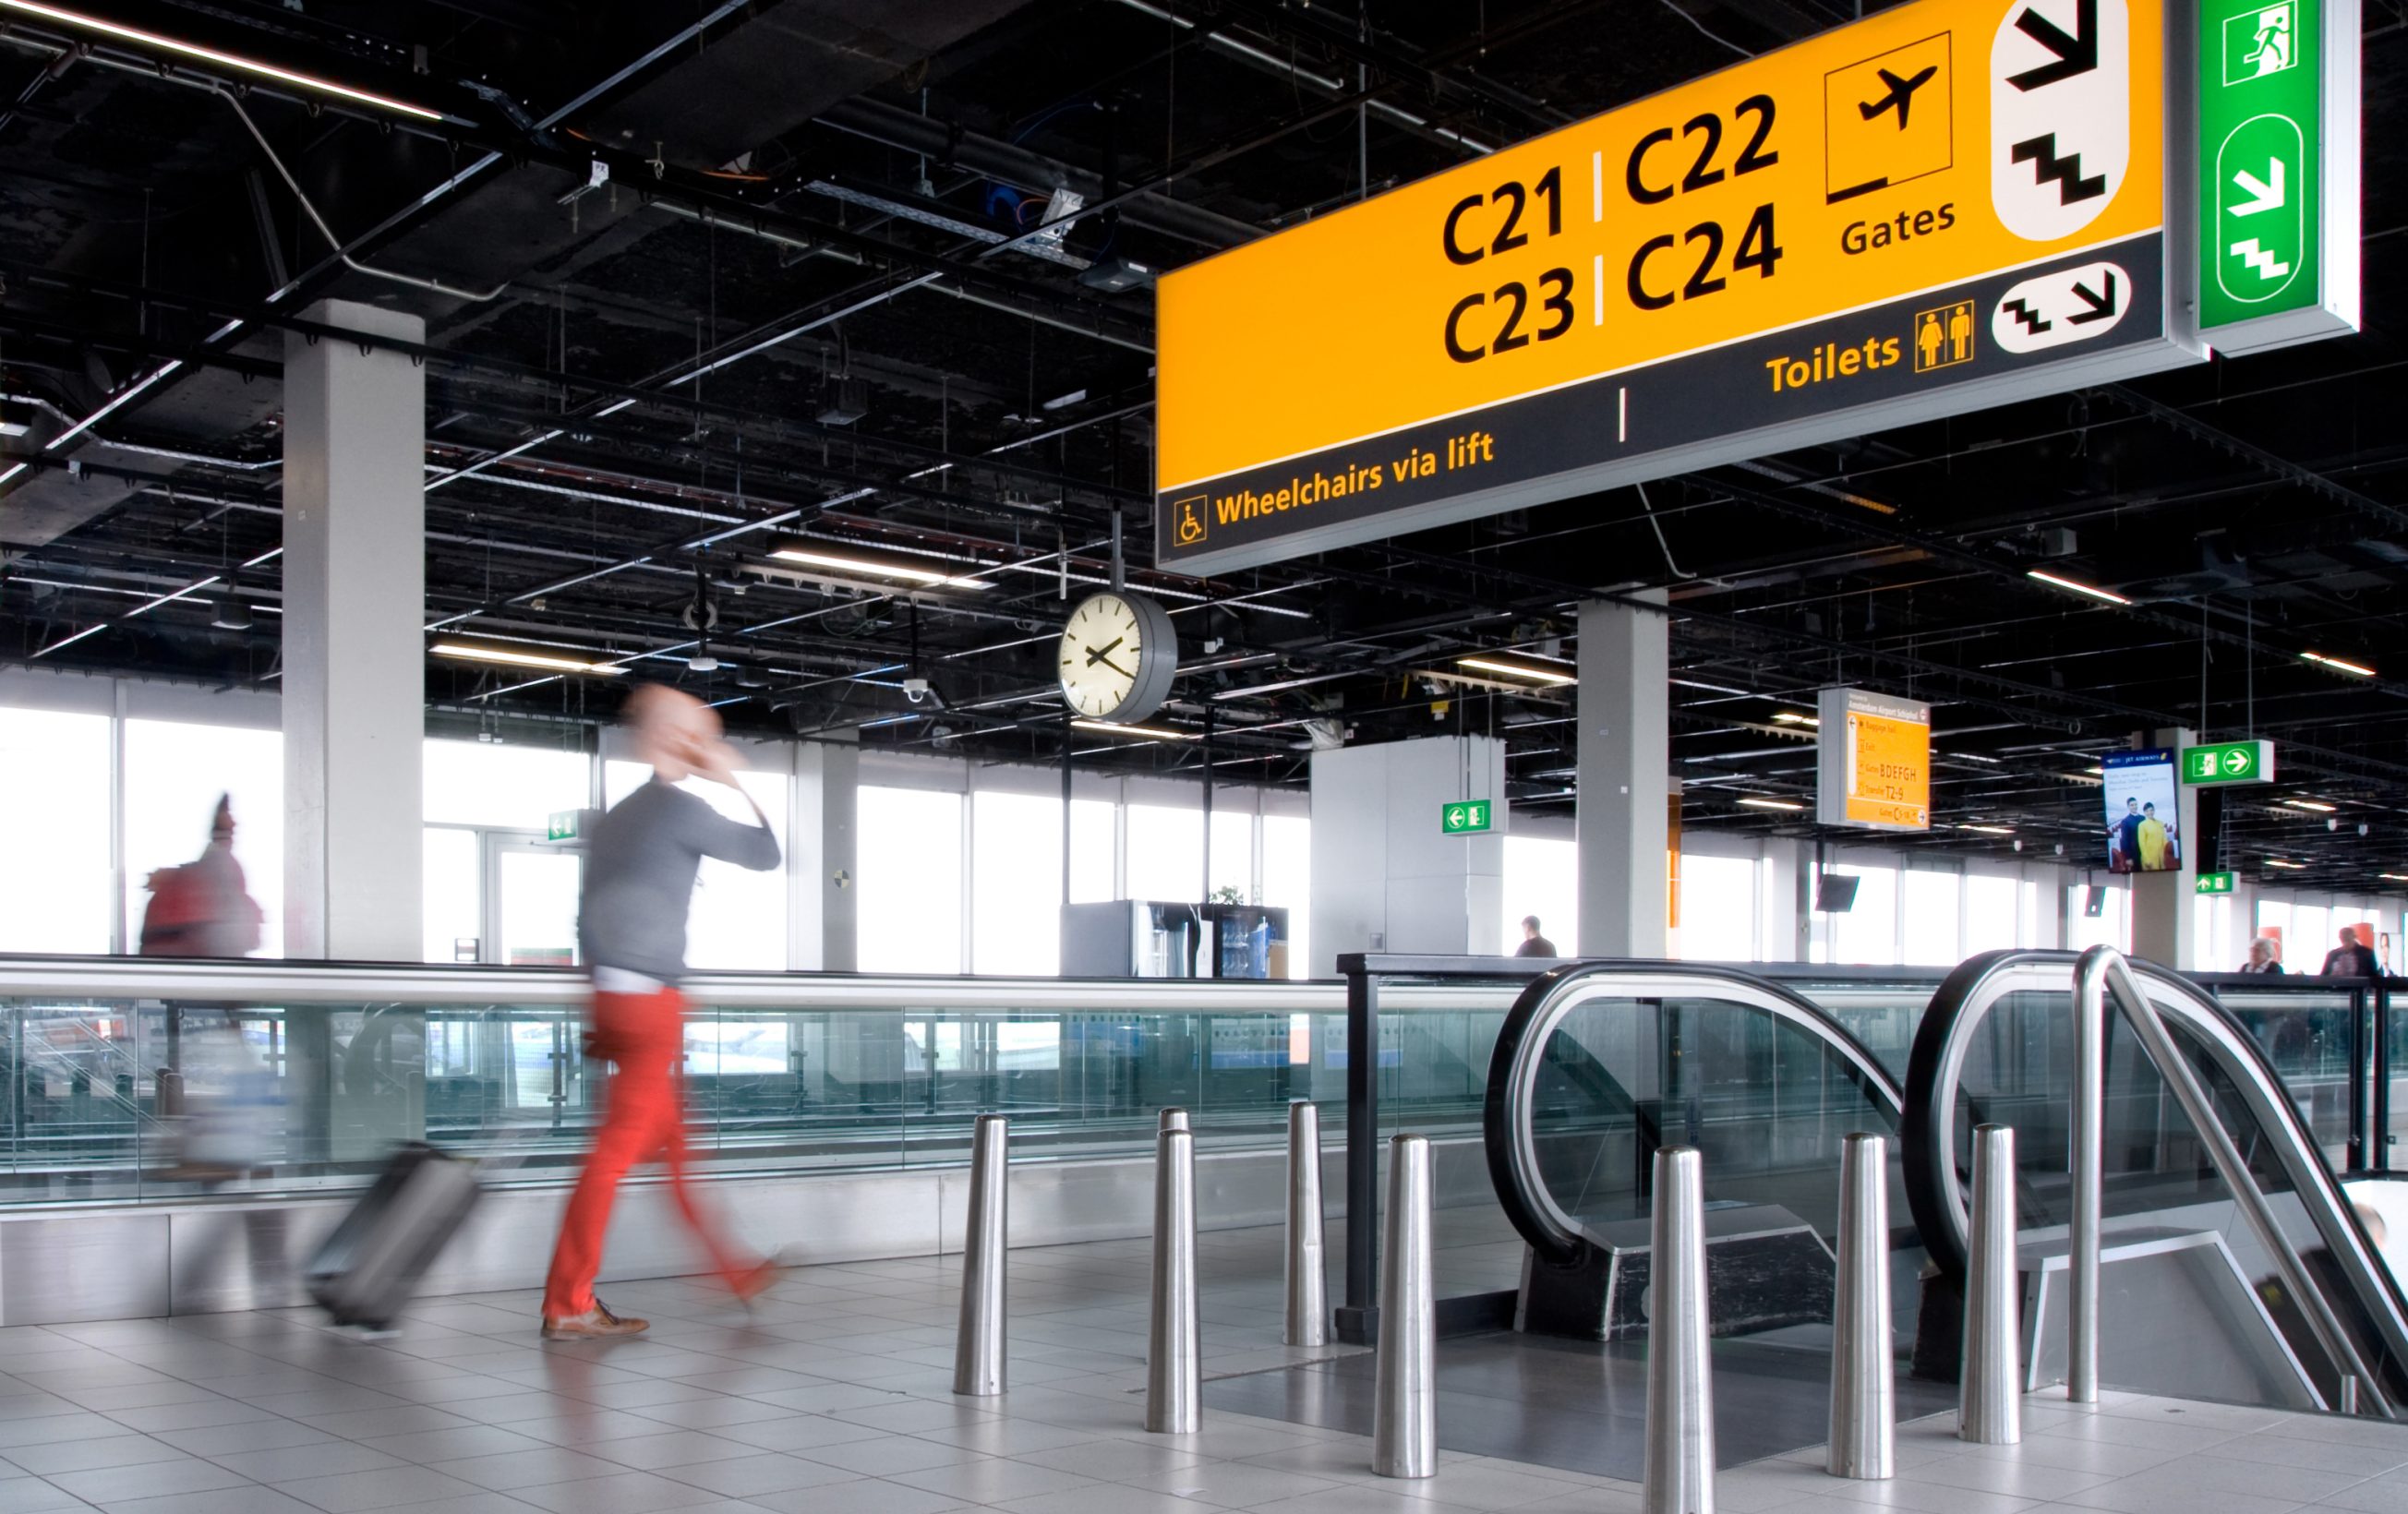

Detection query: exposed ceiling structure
(0, 0), (2403, 890)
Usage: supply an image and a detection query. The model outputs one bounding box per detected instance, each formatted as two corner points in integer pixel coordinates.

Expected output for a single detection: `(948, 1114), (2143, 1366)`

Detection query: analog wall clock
(1058, 591), (1178, 724)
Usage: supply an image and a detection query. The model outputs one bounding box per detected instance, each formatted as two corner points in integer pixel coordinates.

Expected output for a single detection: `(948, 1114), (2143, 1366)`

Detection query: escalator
(1483, 962), (1920, 1343)
(1479, 951), (2408, 1420)
(1900, 949), (2408, 1415)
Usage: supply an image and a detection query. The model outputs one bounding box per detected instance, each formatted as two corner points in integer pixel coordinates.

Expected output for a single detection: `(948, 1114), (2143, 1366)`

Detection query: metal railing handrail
(1481, 959), (1907, 1268)
(0, 954), (1521, 1014)
(2080, 947), (2389, 1415)
(1903, 947), (2408, 1415)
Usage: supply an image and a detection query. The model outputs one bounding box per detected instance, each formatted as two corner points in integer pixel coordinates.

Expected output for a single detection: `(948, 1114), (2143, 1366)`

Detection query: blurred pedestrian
(140, 795), (267, 1183)
(2240, 936), (2285, 975)
(138, 795), (262, 958)
(2322, 927), (2381, 979)
(541, 685), (784, 1340)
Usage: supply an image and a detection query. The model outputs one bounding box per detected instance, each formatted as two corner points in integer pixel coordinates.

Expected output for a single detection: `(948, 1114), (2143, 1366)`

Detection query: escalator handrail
(1900, 947), (2408, 1408)
(1484, 959), (1908, 1268)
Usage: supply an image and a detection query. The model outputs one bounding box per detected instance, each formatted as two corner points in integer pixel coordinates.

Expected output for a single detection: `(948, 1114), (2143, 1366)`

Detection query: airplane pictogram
(1859, 65), (1939, 129)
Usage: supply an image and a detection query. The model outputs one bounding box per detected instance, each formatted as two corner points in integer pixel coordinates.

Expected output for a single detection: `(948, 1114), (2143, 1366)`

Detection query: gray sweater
(579, 778), (782, 981)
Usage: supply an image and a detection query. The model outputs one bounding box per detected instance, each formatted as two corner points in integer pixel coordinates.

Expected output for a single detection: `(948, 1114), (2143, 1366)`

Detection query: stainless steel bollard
(1959, 1123), (2021, 1445)
(1160, 1106), (1190, 1135)
(1283, 1100), (1329, 1348)
(951, 1114), (1008, 1397)
(1826, 1133), (1893, 1480)
(1643, 1147), (1716, 1514)
(1371, 1133), (1436, 1478)
(1146, 1125), (1200, 1433)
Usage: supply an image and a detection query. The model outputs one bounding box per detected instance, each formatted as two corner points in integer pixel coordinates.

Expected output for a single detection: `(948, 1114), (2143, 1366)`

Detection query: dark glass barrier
(0, 957), (1523, 1205)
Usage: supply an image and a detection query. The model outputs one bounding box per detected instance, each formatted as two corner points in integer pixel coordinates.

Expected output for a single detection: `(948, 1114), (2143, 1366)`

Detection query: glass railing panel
(1524, 992), (1900, 1238)
(2209, 986), (2361, 1171)
(0, 965), (1527, 1208)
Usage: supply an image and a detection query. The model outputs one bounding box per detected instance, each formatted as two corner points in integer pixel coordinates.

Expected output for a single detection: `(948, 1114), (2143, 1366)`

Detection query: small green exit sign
(547, 810), (582, 842)
(2181, 739), (2276, 786)
(2196, 871), (2238, 896)
(1440, 800), (1494, 835)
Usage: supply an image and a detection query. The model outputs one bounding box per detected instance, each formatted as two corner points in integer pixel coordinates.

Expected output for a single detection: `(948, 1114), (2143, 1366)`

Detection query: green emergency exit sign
(547, 810), (581, 841)
(1440, 800), (1494, 835)
(2196, 871), (2238, 895)
(2180, 739), (2276, 786)
(2197, 0), (2361, 353)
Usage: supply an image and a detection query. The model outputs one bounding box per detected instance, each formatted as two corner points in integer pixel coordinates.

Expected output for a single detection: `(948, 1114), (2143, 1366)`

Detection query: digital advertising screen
(2102, 749), (2182, 873)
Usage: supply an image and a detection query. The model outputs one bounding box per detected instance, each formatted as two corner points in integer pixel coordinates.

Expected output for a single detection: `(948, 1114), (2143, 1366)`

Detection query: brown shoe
(541, 1302), (648, 1340)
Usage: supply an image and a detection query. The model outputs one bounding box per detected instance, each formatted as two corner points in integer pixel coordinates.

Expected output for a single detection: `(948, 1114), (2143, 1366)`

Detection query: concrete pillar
(281, 300), (425, 962)
(1577, 595), (1670, 958)
(1307, 735), (1506, 974)
(2129, 727), (2197, 969)
(793, 735), (860, 970)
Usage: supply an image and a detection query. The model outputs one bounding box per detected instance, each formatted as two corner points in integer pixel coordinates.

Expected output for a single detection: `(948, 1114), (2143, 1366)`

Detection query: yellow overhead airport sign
(1154, 0), (2199, 573)
(1818, 687), (1932, 830)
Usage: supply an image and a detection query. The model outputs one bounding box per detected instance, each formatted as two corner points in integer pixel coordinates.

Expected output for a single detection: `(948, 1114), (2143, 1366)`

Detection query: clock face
(1058, 593), (1176, 723)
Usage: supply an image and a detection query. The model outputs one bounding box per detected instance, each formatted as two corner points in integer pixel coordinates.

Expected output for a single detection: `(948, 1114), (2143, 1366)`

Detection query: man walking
(542, 684), (784, 1340)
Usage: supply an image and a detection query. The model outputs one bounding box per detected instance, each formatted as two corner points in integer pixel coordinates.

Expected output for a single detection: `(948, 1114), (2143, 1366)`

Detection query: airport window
(426, 738), (588, 828)
(1126, 803), (1206, 903)
(858, 786), (965, 974)
(1503, 835), (1579, 956)
(972, 791), (1064, 976)
(122, 719), (284, 960)
(1900, 868), (1962, 967)
(1208, 808), (1256, 900)
(1676, 853), (1757, 962)
(1261, 814), (1312, 978)
(422, 826), (481, 964)
(1067, 799), (1117, 903)
(1828, 866), (1899, 966)
(2070, 883), (2131, 954)
(0, 707), (112, 955)
(1963, 873), (2021, 956)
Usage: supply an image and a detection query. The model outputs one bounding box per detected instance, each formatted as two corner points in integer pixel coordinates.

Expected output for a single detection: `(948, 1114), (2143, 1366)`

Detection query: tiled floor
(0, 1218), (2400, 1514)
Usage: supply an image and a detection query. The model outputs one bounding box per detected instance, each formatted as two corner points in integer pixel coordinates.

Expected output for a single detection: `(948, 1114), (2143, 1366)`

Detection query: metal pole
(1827, 1133), (1893, 1480)
(952, 1114), (1008, 1397)
(1284, 1100), (1329, 1347)
(1146, 1125), (1200, 1433)
(1959, 1123), (2021, 1445)
(1345, 967), (1379, 1334)
(2070, 947), (2107, 1404)
(1643, 1147), (1716, 1514)
(1160, 1106), (1189, 1135)
(1371, 1133), (1435, 1478)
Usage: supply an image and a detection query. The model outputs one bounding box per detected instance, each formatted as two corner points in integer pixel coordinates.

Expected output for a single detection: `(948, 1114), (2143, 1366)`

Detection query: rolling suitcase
(306, 1143), (482, 1330)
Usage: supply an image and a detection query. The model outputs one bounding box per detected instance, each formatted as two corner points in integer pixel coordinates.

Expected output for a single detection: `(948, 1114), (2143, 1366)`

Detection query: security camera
(903, 677), (931, 703)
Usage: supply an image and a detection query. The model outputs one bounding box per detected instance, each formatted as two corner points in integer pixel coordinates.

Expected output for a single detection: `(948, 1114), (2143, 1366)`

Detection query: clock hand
(1095, 655), (1134, 679)
(1083, 636), (1126, 667)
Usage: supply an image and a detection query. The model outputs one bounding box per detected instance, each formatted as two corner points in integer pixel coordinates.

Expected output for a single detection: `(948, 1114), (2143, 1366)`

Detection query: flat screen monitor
(2101, 749), (2181, 874)
(1814, 873), (1861, 913)
(2084, 884), (2108, 919)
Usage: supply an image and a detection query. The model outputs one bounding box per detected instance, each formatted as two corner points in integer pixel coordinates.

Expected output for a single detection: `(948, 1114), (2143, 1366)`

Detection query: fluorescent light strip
(770, 547), (993, 591)
(1457, 655), (1575, 687)
(0, 0), (442, 119)
(2266, 859), (2307, 870)
(1071, 718), (1195, 741)
(2302, 650), (2378, 678)
(2381, 874), (2408, 884)
(2061, 772), (2104, 786)
(2282, 799), (2337, 813)
(1958, 823), (2016, 835)
(1770, 711), (1820, 726)
(431, 642), (621, 675)
(1736, 797), (1805, 811)
(2027, 569), (2132, 607)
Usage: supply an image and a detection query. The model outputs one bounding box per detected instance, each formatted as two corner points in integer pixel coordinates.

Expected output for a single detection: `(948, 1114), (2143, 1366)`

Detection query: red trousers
(543, 987), (753, 1317)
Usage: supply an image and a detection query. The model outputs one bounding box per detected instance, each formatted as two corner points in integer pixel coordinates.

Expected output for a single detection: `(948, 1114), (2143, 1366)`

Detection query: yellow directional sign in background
(1155, 0), (2195, 573)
